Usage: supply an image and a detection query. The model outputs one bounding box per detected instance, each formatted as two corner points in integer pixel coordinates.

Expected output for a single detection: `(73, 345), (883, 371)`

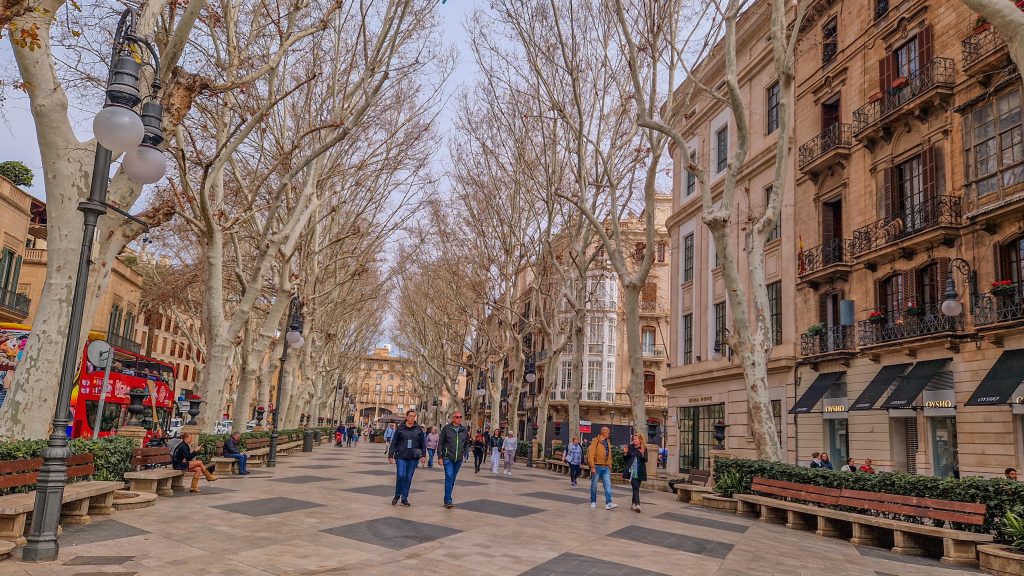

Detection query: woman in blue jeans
(387, 410), (426, 506)
(563, 436), (583, 486)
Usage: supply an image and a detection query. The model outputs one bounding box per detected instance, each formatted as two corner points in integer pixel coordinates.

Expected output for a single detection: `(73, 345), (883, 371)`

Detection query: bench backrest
(132, 447), (172, 469)
(751, 476), (842, 506)
(689, 469), (711, 486)
(838, 488), (987, 526)
(245, 438), (270, 450)
(67, 453), (96, 480)
(0, 453), (95, 490)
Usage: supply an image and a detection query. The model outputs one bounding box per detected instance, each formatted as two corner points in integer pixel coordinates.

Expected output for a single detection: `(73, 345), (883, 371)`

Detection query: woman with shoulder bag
(564, 437), (583, 486)
(623, 433), (648, 512)
(387, 410), (426, 506)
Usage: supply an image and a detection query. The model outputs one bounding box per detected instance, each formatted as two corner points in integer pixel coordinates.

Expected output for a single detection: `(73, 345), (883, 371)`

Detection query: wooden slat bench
(734, 477), (992, 566)
(243, 438), (270, 467)
(673, 469), (713, 505)
(0, 453), (121, 547)
(211, 441), (243, 476)
(123, 447), (184, 496)
(278, 433), (303, 455)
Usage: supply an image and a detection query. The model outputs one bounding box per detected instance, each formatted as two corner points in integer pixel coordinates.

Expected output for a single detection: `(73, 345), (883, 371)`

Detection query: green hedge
(0, 436), (136, 496)
(713, 457), (1024, 541)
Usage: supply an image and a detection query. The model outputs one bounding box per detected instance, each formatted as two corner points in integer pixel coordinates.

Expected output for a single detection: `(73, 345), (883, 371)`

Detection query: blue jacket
(224, 437), (242, 456)
(564, 443), (582, 465)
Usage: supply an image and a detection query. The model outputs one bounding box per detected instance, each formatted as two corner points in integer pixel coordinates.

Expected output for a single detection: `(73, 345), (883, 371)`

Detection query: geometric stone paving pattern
(0, 442), (991, 576)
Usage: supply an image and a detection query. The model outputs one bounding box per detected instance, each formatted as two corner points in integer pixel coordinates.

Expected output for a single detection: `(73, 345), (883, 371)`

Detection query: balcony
(0, 287), (29, 319)
(852, 57), (956, 141)
(639, 301), (668, 316)
(641, 346), (667, 360)
(798, 123), (852, 176)
(800, 325), (856, 359)
(798, 238), (854, 285)
(974, 285), (1024, 329)
(614, 392), (668, 407)
(24, 248), (46, 263)
(962, 26), (1010, 78)
(107, 332), (142, 354)
(849, 195), (962, 260)
(857, 303), (963, 348)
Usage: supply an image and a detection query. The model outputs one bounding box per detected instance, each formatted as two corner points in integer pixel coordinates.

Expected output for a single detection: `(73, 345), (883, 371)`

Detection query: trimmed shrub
(0, 436), (135, 495)
(713, 457), (1024, 540)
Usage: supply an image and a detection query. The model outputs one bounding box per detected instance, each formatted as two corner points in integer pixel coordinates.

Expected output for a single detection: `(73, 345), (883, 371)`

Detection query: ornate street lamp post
(23, 8), (166, 563)
(268, 295), (304, 468)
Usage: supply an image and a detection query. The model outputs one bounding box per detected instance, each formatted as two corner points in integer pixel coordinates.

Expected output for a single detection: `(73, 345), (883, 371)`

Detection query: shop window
(677, 403), (725, 472)
(826, 419), (848, 466)
(931, 416), (959, 478)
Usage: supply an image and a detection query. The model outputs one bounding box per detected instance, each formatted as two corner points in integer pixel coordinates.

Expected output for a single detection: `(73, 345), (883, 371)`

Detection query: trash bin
(313, 429), (322, 445)
(303, 429), (314, 452)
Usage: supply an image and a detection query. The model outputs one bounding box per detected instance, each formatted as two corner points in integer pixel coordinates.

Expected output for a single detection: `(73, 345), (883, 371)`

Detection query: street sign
(579, 420), (591, 434)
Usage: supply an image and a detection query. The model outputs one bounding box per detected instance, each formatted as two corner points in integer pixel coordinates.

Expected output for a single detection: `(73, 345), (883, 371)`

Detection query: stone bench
(0, 453), (120, 546)
(734, 477), (992, 566)
(123, 447), (185, 496)
(241, 438), (271, 468)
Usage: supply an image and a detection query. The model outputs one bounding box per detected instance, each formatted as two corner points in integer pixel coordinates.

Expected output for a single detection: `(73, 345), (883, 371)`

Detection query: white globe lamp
(93, 106), (145, 154)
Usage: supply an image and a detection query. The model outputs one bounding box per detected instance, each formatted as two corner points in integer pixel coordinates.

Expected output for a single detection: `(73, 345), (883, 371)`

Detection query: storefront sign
(824, 405), (846, 413)
(688, 395), (713, 404)
(923, 389), (956, 417)
(925, 400), (953, 408)
(822, 401), (848, 419)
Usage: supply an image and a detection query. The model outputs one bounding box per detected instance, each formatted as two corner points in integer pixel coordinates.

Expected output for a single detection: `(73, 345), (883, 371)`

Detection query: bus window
(84, 402), (123, 433)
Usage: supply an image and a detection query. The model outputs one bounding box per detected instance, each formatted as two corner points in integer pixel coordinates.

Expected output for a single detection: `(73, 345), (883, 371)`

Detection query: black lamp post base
(20, 538), (59, 562)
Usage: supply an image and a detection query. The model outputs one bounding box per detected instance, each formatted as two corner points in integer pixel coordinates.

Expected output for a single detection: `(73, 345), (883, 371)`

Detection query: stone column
(645, 444), (659, 478)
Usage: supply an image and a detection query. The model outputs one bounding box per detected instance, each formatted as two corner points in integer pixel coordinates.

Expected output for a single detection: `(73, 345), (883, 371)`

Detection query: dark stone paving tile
(422, 478), (487, 487)
(608, 525), (733, 559)
(857, 546), (983, 572)
(65, 556), (134, 565)
(655, 511), (749, 534)
(520, 491), (591, 505)
(356, 461), (392, 466)
(212, 496), (325, 517)
(69, 572), (136, 576)
(217, 473), (272, 480)
(322, 516), (460, 550)
(60, 519), (149, 547)
(340, 484), (423, 497)
(456, 499), (545, 518)
(488, 474), (531, 483)
(520, 552), (670, 576)
(268, 475), (337, 484)
(293, 464), (341, 470)
(348, 469), (396, 477)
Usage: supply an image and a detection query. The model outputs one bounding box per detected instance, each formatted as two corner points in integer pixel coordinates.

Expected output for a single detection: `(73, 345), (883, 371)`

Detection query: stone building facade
(792, 0), (1023, 477)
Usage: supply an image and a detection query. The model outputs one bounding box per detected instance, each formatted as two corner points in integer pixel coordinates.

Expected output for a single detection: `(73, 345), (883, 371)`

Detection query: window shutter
(922, 146), (937, 201)
(936, 257), (951, 293)
(917, 25), (933, 67)
(882, 166), (895, 219)
(821, 202), (835, 241)
(873, 277), (883, 309)
(993, 243), (1003, 282)
(903, 270), (917, 310)
(879, 57), (889, 93)
(819, 292), (829, 325)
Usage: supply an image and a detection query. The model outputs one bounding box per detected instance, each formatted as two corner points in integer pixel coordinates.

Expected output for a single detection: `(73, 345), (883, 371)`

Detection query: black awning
(965, 349), (1024, 406)
(849, 363), (912, 411)
(790, 371), (845, 414)
(880, 358), (951, 409)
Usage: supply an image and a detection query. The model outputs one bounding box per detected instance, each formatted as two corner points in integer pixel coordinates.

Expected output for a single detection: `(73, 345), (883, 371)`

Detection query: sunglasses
(453, 415), (463, 419)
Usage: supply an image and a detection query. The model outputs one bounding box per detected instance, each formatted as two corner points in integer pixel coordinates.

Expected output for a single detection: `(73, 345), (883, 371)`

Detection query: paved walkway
(0, 443), (985, 575)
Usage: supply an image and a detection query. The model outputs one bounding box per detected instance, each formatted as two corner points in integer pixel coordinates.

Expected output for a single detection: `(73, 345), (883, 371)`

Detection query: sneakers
(444, 502), (454, 509)
(590, 502), (597, 508)
(570, 480), (576, 486)
(401, 500), (411, 507)
(634, 505), (642, 513)
(605, 503), (618, 510)
(504, 471), (511, 476)
(392, 496), (400, 506)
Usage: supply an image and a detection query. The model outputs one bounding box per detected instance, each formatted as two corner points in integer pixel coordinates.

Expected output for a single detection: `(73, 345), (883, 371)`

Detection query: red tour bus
(1, 323), (177, 439)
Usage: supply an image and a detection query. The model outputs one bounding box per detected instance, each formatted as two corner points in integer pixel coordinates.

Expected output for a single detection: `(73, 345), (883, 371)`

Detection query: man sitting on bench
(224, 432), (249, 475)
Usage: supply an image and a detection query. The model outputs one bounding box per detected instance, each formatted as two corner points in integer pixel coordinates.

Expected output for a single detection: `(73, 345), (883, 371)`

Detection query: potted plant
(904, 300), (923, 316)
(868, 310), (887, 325)
(978, 510), (1024, 576)
(867, 91), (883, 103)
(891, 76), (908, 89)
(992, 280), (1016, 298)
(973, 15), (990, 34)
(805, 323), (826, 337)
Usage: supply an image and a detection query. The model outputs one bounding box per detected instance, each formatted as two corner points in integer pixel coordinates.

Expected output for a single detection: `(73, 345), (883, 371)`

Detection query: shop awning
(790, 371), (845, 414)
(965, 349), (1024, 407)
(849, 363), (912, 411)
(880, 358), (951, 410)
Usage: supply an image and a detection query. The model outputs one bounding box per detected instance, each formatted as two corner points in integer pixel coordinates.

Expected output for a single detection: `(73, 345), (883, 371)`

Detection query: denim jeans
(394, 458), (418, 500)
(427, 448), (436, 468)
(442, 458), (463, 504)
(590, 465), (612, 504)
(569, 463), (581, 483)
(228, 453), (248, 474)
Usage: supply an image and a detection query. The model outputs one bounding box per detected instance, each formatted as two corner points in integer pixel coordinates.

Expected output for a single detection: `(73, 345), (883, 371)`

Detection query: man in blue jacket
(223, 432), (249, 475)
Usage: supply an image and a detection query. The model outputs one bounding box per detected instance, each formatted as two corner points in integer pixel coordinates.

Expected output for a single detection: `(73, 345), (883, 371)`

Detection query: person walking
(501, 431), (518, 476)
(425, 427), (440, 468)
(623, 433), (648, 512)
(472, 430), (486, 473)
(587, 427), (617, 510)
(172, 432), (217, 493)
(383, 423), (396, 454)
(490, 429), (502, 475)
(564, 436), (583, 486)
(387, 410), (426, 506)
(437, 411), (471, 509)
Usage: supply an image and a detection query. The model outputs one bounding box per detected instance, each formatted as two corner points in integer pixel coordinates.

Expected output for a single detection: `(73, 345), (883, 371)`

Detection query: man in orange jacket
(586, 426), (617, 510)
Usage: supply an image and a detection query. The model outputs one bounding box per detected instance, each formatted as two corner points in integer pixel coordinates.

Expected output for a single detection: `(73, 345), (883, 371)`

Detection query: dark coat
(224, 437), (242, 456)
(624, 444), (649, 482)
(438, 423), (472, 462)
(387, 422), (426, 460)
(171, 441), (196, 471)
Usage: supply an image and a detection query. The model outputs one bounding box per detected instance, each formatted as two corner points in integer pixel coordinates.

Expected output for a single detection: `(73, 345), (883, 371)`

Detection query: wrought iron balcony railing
(850, 195), (961, 257)
(974, 284), (1024, 327)
(857, 303), (963, 346)
(962, 27), (1007, 70)
(798, 123), (852, 170)
(639, 301), (667, 315)
(874, 0), (889, 20)
(0, 287), (29, 317)
(852, 57), (956, 135)
(798, 238), (854, 277)
(107, 332), (142, 354)
(800, 325), (855, 357)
